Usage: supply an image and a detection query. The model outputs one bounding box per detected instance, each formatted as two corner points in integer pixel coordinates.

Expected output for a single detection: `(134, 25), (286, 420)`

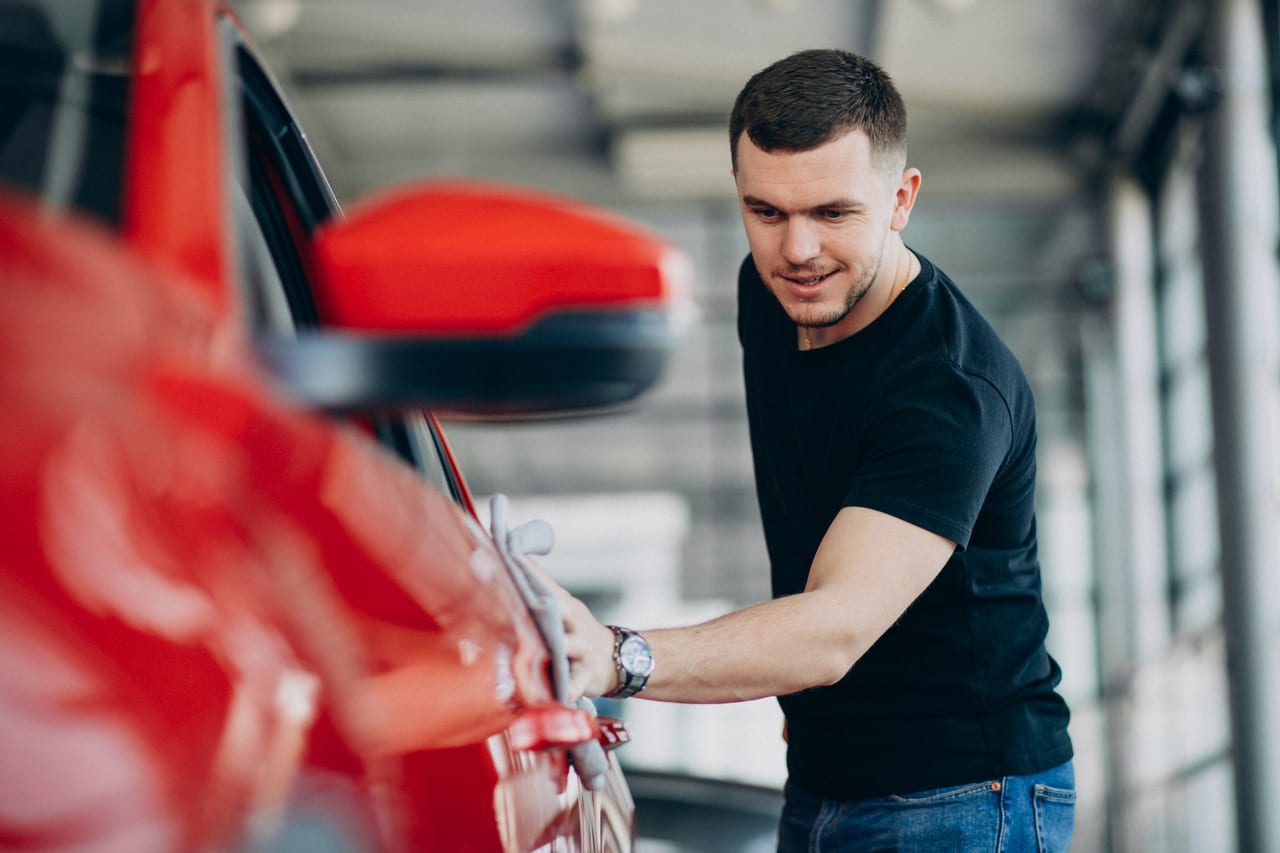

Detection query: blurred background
(230, 1), (1280, 850)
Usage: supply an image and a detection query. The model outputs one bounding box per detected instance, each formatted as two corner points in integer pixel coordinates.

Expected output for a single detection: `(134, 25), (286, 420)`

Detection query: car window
(236, 139), (317, 331)
(0, 0), (133, 225)
(234, 43), (339, 330)
(235, 46), (337, 235)
(235, 112), (320, 326)
(232, 177), (296, 334)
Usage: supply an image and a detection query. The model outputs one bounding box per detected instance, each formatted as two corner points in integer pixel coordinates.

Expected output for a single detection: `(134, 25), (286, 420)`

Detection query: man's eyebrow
(740, 194), (865, 212)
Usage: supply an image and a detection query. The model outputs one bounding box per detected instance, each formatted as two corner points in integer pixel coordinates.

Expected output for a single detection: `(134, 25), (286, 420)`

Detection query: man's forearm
(637, 589), (865, 703)
(557, 507), (955, 704)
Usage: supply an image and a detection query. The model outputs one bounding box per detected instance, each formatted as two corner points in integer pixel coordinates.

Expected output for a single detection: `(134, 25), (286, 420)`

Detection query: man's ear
(890, 168), (922, 232)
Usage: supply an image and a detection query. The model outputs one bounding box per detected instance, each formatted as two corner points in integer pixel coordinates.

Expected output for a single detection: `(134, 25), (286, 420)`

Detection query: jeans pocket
(1032, 783), (1076, 853)
(885, 779), (1000, 805)
(865, 781), (1002, 849)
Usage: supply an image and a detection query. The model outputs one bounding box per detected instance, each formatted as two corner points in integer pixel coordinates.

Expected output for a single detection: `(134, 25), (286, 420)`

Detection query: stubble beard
(785, 259), (880, 329)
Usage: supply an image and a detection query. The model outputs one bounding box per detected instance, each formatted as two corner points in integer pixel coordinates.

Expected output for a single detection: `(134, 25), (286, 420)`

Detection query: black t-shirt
(739, 251), (1072, 800)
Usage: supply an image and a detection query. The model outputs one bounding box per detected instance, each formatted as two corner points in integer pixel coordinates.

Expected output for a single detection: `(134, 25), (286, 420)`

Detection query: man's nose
(780, 219), (821, 266)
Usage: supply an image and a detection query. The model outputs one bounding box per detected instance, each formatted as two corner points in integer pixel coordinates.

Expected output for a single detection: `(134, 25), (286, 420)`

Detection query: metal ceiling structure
(235, 0), (1125, 206)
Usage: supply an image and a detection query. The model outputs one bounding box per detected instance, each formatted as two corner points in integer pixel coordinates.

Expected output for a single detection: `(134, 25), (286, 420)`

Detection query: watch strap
(605, 625), (651, 699)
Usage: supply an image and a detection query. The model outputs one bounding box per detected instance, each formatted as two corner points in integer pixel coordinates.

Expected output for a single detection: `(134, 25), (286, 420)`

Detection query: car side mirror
(258, 181), (692, 417)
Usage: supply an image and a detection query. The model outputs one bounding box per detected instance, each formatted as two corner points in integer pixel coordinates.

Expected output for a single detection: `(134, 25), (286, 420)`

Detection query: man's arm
(557, 505), (956, 703)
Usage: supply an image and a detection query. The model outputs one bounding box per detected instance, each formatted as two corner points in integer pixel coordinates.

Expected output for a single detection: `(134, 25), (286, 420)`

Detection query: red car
(0, 0), (685, 850)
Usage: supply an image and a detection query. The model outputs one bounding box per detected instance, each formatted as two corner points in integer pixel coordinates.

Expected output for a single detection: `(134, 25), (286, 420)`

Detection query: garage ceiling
(233, 0), (1131, 205)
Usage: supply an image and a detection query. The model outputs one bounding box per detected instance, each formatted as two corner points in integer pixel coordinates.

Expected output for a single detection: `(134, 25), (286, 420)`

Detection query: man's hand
(551, 584), (619, 699)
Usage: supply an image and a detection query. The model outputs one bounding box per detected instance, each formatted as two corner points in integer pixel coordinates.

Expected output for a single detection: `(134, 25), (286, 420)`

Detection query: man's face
(734, 130), (910, 338)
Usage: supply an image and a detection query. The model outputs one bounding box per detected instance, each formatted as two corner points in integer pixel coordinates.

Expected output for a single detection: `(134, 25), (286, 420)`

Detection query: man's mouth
(781, 271), (835, 287)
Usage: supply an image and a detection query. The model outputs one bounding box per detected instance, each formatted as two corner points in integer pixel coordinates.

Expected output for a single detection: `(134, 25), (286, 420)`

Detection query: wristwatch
(604, 625), (654, 699)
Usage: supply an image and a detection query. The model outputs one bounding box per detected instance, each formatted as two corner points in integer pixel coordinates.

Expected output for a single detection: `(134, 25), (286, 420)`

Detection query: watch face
(619, 635), (654, 676)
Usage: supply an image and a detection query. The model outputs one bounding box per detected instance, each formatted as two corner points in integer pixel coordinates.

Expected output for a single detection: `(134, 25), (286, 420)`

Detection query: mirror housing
(259, 181), (691, 417)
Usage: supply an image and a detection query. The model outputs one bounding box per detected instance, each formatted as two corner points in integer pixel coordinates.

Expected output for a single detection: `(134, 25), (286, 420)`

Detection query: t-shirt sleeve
(842, 358), (1012, 550)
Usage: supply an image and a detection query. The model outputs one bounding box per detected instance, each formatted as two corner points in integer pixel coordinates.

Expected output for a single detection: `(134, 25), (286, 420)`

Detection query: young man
(556, 49), (1074, 851)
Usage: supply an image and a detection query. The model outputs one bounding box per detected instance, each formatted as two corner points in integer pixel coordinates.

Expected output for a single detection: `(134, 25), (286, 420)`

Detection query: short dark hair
(729, 49), (907, 171)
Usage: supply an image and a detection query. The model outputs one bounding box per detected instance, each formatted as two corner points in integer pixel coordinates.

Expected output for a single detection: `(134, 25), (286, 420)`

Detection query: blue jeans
(777, 760), (1075, 852)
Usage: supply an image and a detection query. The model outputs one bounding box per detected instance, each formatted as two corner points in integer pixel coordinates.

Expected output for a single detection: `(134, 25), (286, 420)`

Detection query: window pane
(0, 0), (132, 225)
(1165, 364), (1213, 474)
(1158, 264), (1207, 369)
(1155, 137), (1221, 632)
(1168, 471), (1219, 588)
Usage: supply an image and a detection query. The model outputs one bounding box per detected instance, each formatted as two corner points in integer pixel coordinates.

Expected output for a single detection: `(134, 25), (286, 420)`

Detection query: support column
(1107, 174), (1171, 663)
(1196, 1), (1280, 850)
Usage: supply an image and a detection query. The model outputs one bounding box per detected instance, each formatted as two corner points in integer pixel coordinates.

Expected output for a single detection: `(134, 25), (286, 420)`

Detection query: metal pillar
(1107, 174), (1171, 664)
(1196, 0), (1280, 850)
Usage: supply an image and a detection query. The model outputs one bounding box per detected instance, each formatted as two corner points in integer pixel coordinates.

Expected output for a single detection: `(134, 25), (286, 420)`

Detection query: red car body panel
(125, 0), (236, 316)
(0, 0), (648, 848)
(1, 198), (297, 850)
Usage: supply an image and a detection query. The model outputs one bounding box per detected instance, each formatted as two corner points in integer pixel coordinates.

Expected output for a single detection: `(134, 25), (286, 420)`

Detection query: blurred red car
(0, 0), (685, 850)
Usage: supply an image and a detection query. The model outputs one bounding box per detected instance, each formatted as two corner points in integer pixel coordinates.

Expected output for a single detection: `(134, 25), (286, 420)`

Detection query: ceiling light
(233, 0), (302, 40)
(579, 0), (641, 27)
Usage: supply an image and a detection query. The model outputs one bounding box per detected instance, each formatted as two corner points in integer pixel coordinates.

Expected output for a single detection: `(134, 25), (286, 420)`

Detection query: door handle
(594, 716), (630, 752)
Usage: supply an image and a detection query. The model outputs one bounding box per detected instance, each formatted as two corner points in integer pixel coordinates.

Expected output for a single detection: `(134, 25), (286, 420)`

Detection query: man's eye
(753, 208), (779, 220)
(821, 210), (850, 221)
